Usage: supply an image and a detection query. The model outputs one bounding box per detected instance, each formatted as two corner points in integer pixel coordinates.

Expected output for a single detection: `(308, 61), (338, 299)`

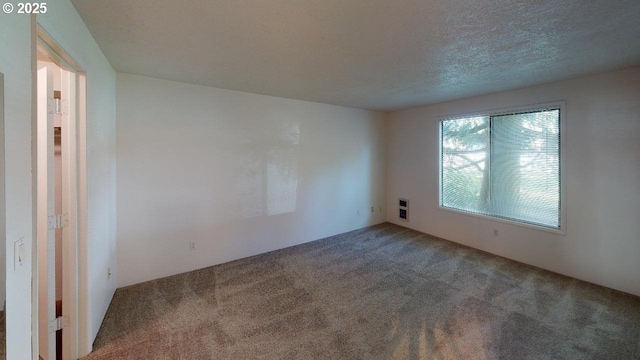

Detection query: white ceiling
(71, 0), (640, 111)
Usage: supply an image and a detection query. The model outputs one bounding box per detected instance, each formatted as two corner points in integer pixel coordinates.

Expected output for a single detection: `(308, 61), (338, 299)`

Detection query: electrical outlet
(371, 206), (375, 213)
(107, 267), (112, 280)
(399, 198), (409, 221)
(190, 241), (196, 251)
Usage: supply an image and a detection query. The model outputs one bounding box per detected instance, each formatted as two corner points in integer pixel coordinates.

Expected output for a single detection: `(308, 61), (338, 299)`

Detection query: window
(440, 105), (562, 230)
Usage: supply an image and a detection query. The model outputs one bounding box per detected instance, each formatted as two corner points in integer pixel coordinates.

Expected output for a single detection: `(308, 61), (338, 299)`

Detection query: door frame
(36, 64), (55, 360)
(33, 25), (88, 360)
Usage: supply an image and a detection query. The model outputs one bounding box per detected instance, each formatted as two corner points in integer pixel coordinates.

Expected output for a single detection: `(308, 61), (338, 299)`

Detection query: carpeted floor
(84, 223), (640, 359)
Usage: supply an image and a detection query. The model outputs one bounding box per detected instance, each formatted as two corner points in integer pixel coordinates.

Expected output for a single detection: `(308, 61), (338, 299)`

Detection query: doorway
(35, 27), (85, 360)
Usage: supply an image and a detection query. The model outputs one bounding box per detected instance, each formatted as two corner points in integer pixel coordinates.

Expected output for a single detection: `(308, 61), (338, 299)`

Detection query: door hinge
(48, 214), (69, 230)
(60, 98), (68, 115)
(49, 316), (69, 333)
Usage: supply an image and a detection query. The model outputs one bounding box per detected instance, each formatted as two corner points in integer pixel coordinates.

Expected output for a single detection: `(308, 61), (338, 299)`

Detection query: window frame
(438, 101), (567, 235)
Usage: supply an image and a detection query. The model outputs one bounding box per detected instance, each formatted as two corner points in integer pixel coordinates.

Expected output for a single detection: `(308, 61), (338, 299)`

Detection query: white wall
(387, 67), (640, 297)
(0, 72), (5, 311)
(0, 13), (37, 360)
(117, 73), (386, 287)
(38, 1), (118, 352)
(0, 72), (7, 310)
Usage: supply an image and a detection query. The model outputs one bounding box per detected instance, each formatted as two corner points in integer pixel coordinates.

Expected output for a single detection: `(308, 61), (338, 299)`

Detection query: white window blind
(440, 107), (561, 229)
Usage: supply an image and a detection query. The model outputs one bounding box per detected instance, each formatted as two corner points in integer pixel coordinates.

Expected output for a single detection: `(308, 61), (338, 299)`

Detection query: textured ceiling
(71, 0), (640, 111)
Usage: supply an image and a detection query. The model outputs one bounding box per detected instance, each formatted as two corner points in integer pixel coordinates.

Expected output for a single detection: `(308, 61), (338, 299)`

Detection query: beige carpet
(84, 223), (640, 359)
